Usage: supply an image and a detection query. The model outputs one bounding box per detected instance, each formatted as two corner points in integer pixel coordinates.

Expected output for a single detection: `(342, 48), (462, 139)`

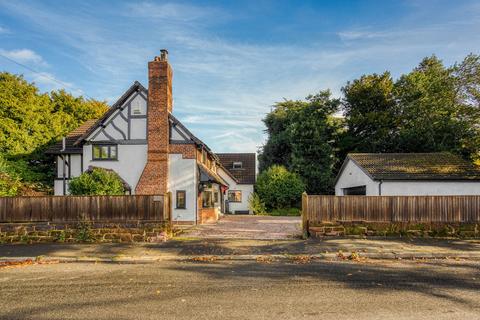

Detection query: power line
(0, 52), (95, 100)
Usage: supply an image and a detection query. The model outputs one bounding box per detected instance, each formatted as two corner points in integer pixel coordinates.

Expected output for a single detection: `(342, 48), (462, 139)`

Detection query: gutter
(378, 180), (383, 195)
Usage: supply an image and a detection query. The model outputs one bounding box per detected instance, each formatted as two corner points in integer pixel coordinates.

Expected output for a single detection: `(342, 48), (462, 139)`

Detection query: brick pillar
(136, 50), (172, 195)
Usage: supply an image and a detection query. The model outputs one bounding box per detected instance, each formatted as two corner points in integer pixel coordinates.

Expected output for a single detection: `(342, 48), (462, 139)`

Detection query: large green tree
(341, 55), (480, 161)
(0, 72), (108, 195)
(258, 90), (341, 194)
(340, 72), (397, 157)
(260, 54), (480, 194)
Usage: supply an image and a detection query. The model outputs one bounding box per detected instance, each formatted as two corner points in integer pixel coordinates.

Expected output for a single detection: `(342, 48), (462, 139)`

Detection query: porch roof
(198, 164), (229, 187)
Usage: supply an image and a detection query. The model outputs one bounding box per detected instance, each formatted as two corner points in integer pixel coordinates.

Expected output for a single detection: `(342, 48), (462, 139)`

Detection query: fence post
(302, 192), (309, 236)
(163, 192), (172, 223)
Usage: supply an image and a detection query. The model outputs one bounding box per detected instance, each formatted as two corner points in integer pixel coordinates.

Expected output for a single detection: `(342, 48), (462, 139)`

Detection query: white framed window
(176, 190), (186, 209)
(92, 144), (118, 160)
(228, 190), (242, 202)
(232, 162), (242, 169)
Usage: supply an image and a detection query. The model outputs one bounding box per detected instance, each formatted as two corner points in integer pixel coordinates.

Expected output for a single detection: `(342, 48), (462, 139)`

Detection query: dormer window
(232, 162), (243, 169)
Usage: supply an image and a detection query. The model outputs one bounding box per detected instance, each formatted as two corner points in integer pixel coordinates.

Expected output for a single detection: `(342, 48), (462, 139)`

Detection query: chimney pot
(160, 49), (168, 61)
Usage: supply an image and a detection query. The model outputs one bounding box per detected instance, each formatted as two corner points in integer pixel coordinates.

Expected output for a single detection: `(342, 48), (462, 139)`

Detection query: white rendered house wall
(82, 144), (148, 193)
(168, 153), (197, 222)
(218, 167), (254, 213)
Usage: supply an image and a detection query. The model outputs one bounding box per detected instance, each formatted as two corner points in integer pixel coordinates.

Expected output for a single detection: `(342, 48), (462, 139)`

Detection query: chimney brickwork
(136, 50), (172, 195)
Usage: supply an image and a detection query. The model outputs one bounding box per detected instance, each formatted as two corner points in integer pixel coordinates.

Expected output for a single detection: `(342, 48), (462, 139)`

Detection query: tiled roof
(346, 153), (480, 181)
(216, 153), (256, 184)
(45, 119), (98, 154)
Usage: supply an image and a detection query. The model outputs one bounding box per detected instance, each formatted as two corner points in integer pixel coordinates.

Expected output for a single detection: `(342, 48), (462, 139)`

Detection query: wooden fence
(0, 194), (171, 223)
(302, 194), (480, 230)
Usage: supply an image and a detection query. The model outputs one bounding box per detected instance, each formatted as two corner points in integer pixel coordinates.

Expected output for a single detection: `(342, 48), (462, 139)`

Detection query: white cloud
(0, 48), (47, 66)
(0, 26), (9, 34)
(126, 2), (225, 22)
(337, 30), (394, 41)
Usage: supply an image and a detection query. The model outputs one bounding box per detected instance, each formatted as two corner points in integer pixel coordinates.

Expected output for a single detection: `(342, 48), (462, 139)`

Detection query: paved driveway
(180, 215), (302, 240)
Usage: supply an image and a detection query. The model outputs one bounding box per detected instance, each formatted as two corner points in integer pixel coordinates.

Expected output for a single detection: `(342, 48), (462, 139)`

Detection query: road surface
(0, 259), (479, 319)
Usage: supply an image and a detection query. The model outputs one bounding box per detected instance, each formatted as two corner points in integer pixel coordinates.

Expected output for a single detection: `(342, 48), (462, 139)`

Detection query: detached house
(46, 50), (256, 224)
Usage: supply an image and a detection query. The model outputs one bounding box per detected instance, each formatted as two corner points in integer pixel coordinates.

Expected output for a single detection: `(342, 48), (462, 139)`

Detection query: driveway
(180, 215), (302, 240)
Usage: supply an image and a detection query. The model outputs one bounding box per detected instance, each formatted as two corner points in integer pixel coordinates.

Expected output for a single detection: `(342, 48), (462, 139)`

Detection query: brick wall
(136, 51), (173, 195)
(0, 222), (170, 243)
(170, 144), (197, 159)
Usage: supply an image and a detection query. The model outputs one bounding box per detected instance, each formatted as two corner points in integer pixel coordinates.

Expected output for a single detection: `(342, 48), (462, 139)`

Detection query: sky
(1, 0), (480, 153)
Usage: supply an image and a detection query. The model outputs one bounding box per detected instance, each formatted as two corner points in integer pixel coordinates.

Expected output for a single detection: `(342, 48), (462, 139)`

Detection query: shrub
(269, 208), (301, 216)
(75, 218), (93, 242)
(248, 193), (267, 215)
(255, 165), (305, 210)
(69, 167), (125, 195)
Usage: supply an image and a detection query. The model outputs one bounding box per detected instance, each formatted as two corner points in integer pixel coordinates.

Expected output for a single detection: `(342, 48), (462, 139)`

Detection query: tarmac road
(0, 259), (479, 320)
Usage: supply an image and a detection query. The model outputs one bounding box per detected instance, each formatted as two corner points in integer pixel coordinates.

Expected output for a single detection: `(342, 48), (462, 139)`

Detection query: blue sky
(1, 0), (480, 153)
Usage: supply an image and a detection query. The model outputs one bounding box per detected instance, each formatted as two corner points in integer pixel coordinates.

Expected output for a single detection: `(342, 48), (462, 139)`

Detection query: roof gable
(216, 153), (256, 184)
(75, 81), (147, 145)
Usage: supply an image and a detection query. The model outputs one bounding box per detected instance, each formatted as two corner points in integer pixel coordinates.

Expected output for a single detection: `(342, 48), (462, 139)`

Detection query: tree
(258, 90), (341, 194)
(287, 91), (341, 194)
(69, 168), (126, 196)
(341, 72), (397, 156)
(0, 72), (109, 195)
(255, 165), (305, 209)
(339, 55), (480, 161)
(394, 55), (480, 159)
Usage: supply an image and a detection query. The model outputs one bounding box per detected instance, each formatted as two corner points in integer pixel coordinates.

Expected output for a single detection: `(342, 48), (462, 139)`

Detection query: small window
(202, 191), (214, 208)
(343, 186), (366, 196)
(228, 190), (242, 202)
(92, 145), (118, 160)
(232, 162), (242, 169)
(214, 192), (219, 203)
(132, 107), (142, 115)
(176, 190), (186, 209)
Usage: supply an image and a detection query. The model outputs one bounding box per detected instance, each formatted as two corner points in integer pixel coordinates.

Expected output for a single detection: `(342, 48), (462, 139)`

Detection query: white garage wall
(381, 181), (480, 195)
(335, 160), (379, 195)
(168, 153), (197, 222)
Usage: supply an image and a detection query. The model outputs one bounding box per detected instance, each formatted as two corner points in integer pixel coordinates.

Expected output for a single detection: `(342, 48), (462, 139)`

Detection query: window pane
(202, 191), (213, 208)
(100, 146), (109, 158)
(109, 146), (117, 159)
(176, 191), (186, 209)
(214, 192), (219, 203)
(93, 146), (101, 159)
(233, 162), (242, 169)
(228, 191), (242, 202)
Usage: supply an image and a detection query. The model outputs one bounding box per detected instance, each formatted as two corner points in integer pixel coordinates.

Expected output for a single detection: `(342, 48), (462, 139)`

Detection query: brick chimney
(136, 50), (172, 195)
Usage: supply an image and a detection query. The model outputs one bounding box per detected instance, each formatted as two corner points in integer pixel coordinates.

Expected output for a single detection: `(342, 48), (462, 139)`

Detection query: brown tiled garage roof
(216, 153), (256, 185)
(346, 153), (480, 181)
(45, 119), (98, 154)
